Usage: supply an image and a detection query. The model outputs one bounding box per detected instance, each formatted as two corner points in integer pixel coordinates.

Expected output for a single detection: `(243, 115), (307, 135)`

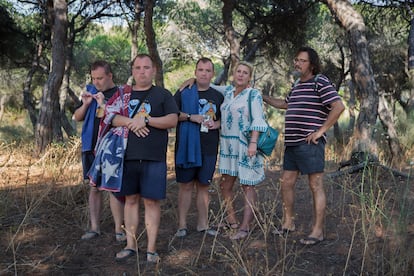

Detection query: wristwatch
(186, 113), (191, 121)
(144, 117), (149, 126)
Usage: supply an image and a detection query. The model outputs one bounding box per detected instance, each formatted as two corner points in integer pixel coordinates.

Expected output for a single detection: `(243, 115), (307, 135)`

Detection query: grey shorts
(283, 142), (325, 174)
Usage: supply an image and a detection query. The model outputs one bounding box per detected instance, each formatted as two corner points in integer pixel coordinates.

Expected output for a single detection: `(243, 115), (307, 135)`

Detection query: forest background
(1, 0), (414, 275)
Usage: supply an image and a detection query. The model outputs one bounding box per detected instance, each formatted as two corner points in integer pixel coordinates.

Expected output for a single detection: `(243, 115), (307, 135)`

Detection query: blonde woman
(180, 61), (267, 239)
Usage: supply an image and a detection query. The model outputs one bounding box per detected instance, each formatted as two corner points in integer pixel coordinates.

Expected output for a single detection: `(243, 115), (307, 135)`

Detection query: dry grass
(1, 137), (414, 275)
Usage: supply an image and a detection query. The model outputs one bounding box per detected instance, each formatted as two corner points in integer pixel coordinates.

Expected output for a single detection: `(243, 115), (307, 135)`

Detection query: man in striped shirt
(263, 46), (345, 245)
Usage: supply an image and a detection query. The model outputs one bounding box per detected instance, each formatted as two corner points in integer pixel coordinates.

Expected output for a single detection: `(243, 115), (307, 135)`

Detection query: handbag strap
(247, 88), (253, 124)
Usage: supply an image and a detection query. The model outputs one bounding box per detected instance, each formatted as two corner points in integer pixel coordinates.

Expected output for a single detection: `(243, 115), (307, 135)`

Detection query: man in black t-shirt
(108, 54), (179, 263)
(173, 58), (224, 238)
(73, 61), (125, 242)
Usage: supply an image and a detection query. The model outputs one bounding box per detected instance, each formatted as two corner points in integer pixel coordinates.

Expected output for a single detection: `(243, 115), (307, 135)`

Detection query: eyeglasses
(294, 58), (309, 64)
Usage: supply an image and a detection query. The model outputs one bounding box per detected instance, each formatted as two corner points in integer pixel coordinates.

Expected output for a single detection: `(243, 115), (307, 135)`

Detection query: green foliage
(0, 109), (33, 143)
(162, 0), (224, 71)
(164, 64), (195, 93)
(73, 26), (135, 85)
(0, 2), (36, 68)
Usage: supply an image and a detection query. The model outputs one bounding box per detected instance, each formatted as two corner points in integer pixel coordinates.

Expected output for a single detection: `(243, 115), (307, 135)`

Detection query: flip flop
(115, 248), (136, 262)
(115, 232), (126, 242)
(230, 229), (249, 240)
(147, 252), (160, 263)
(299, 237), (324, 245)
(81, 230), (100, 240)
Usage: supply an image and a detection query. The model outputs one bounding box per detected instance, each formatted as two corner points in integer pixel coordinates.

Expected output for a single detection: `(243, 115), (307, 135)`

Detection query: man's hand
(93, 92), (105, 106)
(127, 117), (150, 137)
(80, 91), (94, 105)
(305, 130), (322, 144)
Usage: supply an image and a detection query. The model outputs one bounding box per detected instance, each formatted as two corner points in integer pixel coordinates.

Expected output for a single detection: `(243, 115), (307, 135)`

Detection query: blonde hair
(233, 61), (254, 79)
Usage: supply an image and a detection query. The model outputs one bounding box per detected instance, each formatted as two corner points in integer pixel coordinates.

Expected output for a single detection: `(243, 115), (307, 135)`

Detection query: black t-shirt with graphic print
(125, 86), (179, 161)
(174, 87), (224, 155)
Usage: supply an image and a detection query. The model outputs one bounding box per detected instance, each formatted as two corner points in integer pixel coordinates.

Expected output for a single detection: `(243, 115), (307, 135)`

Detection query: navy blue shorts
(283, 142), (325, 174)
(175, 155), (217, 185)
(116, 160), (167, 199)
(82, 151), (95, 179)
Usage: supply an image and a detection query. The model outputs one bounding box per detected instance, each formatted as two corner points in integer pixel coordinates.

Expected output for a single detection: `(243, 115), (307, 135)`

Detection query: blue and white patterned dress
(216, 85), (268, 185)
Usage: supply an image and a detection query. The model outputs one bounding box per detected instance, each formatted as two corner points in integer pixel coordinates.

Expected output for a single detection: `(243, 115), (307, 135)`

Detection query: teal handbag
(246, 90), (279, 156)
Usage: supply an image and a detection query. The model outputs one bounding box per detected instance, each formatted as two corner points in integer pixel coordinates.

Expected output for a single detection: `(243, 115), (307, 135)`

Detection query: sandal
(147, 252), (160, 263)
(216, 221), (240, 230)
(198, 228), (218, 236)
(272, 228), (295, 237)
(175, 228), (188, 237)
(81, 230), (100, 240)
(299, 236), (324, 245)
(115, 232), (126, 242)
(115, 248), (136, 262)
(230, 229), (249, 240)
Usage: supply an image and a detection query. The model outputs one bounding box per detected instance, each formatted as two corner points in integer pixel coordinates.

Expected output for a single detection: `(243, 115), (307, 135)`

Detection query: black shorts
(283, 142), (325, 174)
(115, 160), (167, 200)
(175, 154), (217, 185)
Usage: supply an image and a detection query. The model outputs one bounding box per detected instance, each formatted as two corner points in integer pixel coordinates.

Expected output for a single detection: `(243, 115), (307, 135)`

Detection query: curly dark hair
(295, 46), (321, 75)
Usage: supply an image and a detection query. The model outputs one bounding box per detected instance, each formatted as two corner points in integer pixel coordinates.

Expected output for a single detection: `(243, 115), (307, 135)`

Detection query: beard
(292, 70), (302, 78)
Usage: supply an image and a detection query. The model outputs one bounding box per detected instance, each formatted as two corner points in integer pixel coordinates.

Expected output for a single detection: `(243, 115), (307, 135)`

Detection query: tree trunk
(345, 79), (356, 139)
(406, 10), (414, 114)
(0, 95), (9, 123)
(35, 0), (67, 153)
(23, 66), (40, 130)
(127, 0), (144, 85)
(144, 0), (164, 87)
(377, 92), (403, 165)
(60, 17), (76, 138)
(222, 0), (240, 80)
(323, 0), (379, 155)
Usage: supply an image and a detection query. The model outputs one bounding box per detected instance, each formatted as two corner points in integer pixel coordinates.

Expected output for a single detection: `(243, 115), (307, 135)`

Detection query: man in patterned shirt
(263, 46), (345, 245)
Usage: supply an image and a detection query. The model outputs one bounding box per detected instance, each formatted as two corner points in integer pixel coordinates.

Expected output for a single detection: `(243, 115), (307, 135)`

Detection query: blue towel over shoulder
(175, 85), (202, 168)
(81, 84), (98, 152)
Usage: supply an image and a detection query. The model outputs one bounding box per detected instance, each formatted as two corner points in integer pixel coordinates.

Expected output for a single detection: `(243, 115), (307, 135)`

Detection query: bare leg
(177, 181), (194, 230)
(307, 172), (325, 240)
(88, 187), (102, 233)
(117, 194), (140, 257)
(109, 193), (124, 234)
(281, 170), (299, 230)
(144, 198), (161, 254)
(219, 175), (238, 225)
(239, 185), (257, 231)
(196, 182), (210, 231)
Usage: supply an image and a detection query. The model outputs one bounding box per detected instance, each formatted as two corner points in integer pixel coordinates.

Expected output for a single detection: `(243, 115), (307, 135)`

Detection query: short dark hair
(131, 53), (155, 67)
(196, 57), (214, 71)
(296, 46), (321, 75)
(90, 60), (112, 74)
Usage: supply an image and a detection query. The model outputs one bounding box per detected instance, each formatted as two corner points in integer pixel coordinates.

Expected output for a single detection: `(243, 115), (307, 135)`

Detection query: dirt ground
(1, 155), (414, 275)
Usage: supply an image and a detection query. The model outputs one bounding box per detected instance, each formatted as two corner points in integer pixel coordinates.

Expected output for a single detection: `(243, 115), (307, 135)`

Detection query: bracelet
(250, 141), (257, 144)
(187, 113), (191, 121)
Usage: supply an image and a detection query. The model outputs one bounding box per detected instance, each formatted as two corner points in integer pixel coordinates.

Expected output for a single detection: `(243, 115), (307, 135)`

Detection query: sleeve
(174, 90), (182, 110)
(164, 90), (180, 115)
(318, 75), (341, 106)
(210, 84), (227, 95)
(248, 89), (268, 132)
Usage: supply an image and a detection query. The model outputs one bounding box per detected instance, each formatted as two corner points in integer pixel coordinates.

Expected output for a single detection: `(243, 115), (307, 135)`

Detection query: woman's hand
(179, 78), (196, 91)
(247, 142), (257, 157)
